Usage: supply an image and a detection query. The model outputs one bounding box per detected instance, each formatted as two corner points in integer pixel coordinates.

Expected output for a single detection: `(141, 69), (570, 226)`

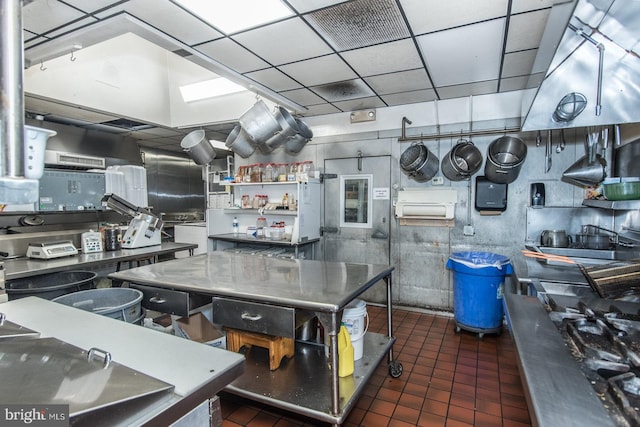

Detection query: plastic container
(6, 271), (96, 301)
(338, 325), (354, 377)
(24, 125), (56, 179)
(342, 299), (369, 361)
(52, 288), (143, 323)
(446, 252), (513, 336)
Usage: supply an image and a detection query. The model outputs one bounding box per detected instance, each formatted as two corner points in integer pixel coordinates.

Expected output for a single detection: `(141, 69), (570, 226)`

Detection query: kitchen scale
(26, 240), (78, 259)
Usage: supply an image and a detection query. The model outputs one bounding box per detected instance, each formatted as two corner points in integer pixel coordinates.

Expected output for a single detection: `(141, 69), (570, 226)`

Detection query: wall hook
(70, 50), (76, 61)
(40, 60), (47, 71)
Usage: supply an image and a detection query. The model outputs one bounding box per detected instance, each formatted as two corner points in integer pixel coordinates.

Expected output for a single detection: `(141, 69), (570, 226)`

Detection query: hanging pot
(225, 125), (256, 159)
(284, 119), (313, 154)
(484, 136), (527, 184)
(180, 130), (216, 165)
(441, 140), (483, 181)
(400, 143), (439, 182)
(238, 100), (282, 146)
(265, 107), (300, 150)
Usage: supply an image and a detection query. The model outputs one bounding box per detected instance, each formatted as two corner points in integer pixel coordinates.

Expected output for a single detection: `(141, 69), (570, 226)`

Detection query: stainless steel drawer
(212, 297), (295, 338)
(131, 284), (210, 317)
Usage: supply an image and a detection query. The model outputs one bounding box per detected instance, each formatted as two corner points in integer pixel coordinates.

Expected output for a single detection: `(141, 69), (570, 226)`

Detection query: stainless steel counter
(109, 252), (398, 425)
(4, 242), (197, 281)
(0, 297), (245, 426)
(504, 292), (616, 427)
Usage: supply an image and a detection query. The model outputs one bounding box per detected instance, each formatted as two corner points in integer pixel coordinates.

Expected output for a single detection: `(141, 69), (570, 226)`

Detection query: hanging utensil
(559, 129), (566, 152)
(601, 126), (609, 158)
(614, 124), (622, 145)
(536, 130), (542, 147)
(545, 130), (552, 173)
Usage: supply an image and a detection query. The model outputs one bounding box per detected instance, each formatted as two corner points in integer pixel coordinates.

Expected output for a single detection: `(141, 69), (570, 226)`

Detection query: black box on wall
(475, 176), (508, 212)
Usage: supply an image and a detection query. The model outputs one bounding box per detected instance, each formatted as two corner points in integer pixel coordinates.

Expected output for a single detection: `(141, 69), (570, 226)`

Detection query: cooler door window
(339, 174), (372, 229)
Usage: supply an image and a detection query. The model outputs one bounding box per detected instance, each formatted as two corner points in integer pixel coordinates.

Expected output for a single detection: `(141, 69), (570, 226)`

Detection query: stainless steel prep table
(0, 296), (245, 426)
(4, 242), (197, 281)
(109, 251), (401, 426)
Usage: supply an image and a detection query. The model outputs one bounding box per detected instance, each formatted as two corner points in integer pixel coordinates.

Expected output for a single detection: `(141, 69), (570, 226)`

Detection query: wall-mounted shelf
(223, 209), (298, 216)
(582, 199), (640, 210)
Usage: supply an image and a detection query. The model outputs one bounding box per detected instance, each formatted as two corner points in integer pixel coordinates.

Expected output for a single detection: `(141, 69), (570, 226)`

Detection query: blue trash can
(446, 251), (513, 336)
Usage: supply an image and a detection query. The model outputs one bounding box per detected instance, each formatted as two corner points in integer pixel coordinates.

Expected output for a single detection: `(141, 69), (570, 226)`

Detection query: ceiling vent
(100, 118), (155, 131)
(45, 150), (106, 169)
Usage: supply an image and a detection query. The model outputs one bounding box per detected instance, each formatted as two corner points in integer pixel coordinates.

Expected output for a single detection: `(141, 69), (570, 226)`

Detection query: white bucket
(343, 299), (368, 361)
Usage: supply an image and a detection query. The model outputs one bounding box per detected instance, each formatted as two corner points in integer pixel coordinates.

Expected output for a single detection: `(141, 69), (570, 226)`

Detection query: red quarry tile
(417, 411), (446, 427)
(422, 398), (449, 417)
(447, 404), (475, 424)
(393, 404), (421, 424)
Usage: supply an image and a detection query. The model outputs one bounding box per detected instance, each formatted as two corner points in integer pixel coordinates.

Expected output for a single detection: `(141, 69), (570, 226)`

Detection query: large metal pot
(180, 130), (216, 165)
(400, 143), (439, 182)
(441, 140), (483, 181)
(225, 125), (256, 158)
(575, 233), (611, 249)
(540, 230), (572, 248)
(284, 119), (313, 154)
(265, 107), (299, 150)
(484, 136), (527, 184)
(239, 100), (281, 146)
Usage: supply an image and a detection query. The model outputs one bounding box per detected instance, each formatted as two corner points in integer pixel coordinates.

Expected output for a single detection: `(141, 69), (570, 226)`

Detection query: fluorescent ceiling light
(209, 139), (228, 150)
(179, 78), (246, 102)
(174, 0), (293, 34)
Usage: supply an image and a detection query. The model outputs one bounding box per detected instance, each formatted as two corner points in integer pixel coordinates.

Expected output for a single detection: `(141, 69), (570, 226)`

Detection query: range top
(547, 296), (640, 427)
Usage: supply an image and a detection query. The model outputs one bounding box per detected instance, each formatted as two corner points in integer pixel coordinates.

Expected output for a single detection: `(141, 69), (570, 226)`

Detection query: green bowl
(602, 182), (640, 201)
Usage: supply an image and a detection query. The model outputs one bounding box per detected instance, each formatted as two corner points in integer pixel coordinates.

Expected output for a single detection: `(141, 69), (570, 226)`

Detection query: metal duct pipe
(0, 0), (25, 178)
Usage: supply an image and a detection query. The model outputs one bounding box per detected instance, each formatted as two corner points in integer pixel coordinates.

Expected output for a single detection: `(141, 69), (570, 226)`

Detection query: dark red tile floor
(220, 305), (532, 427)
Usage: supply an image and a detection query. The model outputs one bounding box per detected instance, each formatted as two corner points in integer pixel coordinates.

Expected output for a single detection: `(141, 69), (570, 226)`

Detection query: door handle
(321, 226), (339, 235)
(241, 312), (263, 321)
(149, 296), (166, 304)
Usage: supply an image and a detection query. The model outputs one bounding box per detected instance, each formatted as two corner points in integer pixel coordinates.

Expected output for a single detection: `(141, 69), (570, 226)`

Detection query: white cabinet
(206, 180), (321, 259)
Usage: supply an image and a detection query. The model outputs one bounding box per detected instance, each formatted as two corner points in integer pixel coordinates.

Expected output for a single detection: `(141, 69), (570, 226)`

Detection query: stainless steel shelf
(582, 199), (640, 210)
(223, 208), (298, 216)
(225, 333), (394, 425)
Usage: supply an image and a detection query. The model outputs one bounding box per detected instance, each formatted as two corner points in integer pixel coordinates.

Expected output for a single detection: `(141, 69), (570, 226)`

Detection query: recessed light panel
(174, 0), (294, 34)
(179, 78), (246, 102)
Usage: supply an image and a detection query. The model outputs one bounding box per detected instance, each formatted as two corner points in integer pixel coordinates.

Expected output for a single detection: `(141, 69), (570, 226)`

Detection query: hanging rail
(399, 117), (521, 143)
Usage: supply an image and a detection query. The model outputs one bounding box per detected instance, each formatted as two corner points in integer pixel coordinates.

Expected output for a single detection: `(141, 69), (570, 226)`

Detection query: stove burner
(547, 297), (640, 425)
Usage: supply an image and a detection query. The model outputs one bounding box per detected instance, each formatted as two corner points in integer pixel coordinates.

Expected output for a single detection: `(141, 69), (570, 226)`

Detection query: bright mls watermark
(0, 405), (68, 426)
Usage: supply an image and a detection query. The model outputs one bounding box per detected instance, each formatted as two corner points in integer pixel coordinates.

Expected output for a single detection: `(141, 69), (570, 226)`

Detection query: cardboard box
(174, 312), (226, 349)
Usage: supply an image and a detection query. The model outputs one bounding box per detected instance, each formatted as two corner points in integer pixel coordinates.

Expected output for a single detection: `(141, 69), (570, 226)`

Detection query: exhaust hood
(521, 0), (640, 131)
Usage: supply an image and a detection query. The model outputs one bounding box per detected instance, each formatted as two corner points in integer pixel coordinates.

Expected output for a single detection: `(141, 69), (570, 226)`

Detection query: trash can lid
(449, 251), (511, 269)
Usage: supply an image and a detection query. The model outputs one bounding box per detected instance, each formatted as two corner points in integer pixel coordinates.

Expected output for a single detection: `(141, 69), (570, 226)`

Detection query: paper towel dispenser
(395, 188), (457, 220)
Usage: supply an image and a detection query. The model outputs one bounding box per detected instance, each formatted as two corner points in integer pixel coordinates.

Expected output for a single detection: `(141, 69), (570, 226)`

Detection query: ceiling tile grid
(21, 0), (558, 148)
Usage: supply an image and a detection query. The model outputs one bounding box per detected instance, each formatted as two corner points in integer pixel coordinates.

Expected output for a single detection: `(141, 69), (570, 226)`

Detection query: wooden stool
(224, 328), (294, 371)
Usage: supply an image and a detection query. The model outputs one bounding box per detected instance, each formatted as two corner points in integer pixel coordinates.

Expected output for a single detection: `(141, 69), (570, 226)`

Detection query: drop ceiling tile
(45, 17), (99, 39)
(305, 0), (410, 51)
(245, 68), (302, 92)
(23, 0), (86, 35)
(381, 89), (437, 106)
(437, 80), (498, 99)
(333, 96), (386, 112)
(123, 0), (223, 45)
(418, 19), (505, 87)
(311, 79), (375, 102)
(506, 9), (551, 52)
(24, 34), (47, 48)
(502, 49), (537, 78)
(340, 39), (423, 77)
(499, 75), (530, 92)
(279, 88), (326, 106)
(511, 0), (554, 14)
(232, 18), (332, 66)
(133, 127), (183, 138)
(400, 0), (508, 35)
(196, 38), (269, 73)
(302, 103), (341, 116)
(287, 0), (350, 14)
(279, 54), (357, 86)
(364, 69), (432, 94)
(63, 0), (123, 13)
